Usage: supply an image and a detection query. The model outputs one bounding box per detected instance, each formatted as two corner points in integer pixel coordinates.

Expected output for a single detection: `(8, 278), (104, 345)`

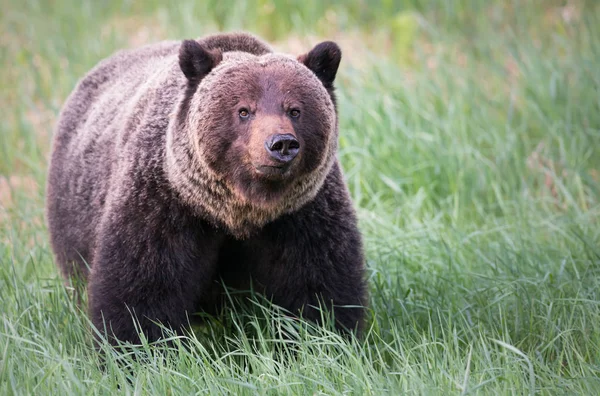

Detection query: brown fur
(46, 32), (366, 345)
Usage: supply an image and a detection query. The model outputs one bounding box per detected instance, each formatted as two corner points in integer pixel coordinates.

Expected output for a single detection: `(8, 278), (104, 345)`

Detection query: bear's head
(167, 35), (341, 238)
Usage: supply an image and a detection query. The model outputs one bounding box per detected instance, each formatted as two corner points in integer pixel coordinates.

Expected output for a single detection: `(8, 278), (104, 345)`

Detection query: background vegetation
(1, 0), (599, 394)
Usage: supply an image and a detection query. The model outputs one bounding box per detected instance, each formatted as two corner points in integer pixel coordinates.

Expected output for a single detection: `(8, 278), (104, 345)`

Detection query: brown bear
(46, 32), (367, 345)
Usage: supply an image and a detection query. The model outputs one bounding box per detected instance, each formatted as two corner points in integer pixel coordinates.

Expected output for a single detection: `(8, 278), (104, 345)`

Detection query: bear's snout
(265, 133), (300, 164)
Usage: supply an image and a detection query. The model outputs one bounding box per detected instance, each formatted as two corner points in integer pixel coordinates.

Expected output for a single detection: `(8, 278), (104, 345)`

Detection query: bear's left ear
(179, 39), (223, 82)
(298, 41), (341, 89)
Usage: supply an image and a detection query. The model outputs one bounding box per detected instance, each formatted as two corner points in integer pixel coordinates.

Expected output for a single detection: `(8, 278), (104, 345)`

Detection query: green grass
(2, 0), (600, 394)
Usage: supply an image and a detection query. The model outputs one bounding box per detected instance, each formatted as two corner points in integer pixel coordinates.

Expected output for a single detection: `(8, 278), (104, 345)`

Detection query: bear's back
(47, 41), (182, 278)
(52, 41), (180, 157)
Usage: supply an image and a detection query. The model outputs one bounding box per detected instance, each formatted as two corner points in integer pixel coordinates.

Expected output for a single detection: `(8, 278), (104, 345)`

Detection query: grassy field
(1, 0), (600, 394)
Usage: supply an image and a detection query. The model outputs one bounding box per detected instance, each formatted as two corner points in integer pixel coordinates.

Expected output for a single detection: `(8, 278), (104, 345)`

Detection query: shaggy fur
(46, 32), (366, 345)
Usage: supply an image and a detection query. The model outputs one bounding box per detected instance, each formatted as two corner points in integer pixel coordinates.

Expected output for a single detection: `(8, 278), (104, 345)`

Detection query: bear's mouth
(253, 164), (292, 180)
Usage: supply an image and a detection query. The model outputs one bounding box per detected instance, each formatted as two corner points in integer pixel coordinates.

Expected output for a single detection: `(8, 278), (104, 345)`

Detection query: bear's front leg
(88, 203), (222, 346)
(245, 166), (368, 334)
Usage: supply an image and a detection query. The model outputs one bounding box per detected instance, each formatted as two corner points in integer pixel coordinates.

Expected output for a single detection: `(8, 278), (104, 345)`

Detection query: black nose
(265, 134), (300, 163)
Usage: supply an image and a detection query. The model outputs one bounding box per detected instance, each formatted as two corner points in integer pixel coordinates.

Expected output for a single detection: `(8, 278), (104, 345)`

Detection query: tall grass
(1, 0), (599, 394)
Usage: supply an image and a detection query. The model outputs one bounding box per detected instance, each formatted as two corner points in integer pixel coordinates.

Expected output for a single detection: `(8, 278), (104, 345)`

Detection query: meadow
(1, 0), (599, 394)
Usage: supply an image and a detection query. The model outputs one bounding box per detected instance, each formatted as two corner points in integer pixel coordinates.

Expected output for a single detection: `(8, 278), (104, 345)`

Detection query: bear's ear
(297, 41), (341, 89)
(179, 40), (223, 82)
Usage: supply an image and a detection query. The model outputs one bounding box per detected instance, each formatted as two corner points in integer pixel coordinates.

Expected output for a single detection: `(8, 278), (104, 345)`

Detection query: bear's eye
(289, 109), (301, 118)
(239, 109), (250, 119)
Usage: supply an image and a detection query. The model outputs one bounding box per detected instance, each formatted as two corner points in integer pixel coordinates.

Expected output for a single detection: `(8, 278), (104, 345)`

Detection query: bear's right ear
(179, 40), (223, 82)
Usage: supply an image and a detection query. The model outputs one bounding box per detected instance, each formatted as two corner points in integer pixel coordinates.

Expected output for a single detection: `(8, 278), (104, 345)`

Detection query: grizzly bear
(46, 32), (366, 345)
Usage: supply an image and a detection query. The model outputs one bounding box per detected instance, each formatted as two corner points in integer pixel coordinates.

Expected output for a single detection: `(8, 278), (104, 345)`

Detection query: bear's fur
(46, 32), (366, 345)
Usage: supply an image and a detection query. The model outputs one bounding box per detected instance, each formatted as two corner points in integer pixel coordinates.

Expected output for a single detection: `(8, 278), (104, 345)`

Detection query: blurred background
(1, 1), (600, 393)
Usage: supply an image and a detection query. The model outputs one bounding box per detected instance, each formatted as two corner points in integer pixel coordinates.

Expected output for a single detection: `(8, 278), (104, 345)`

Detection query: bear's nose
(265, 134), (300, 163)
